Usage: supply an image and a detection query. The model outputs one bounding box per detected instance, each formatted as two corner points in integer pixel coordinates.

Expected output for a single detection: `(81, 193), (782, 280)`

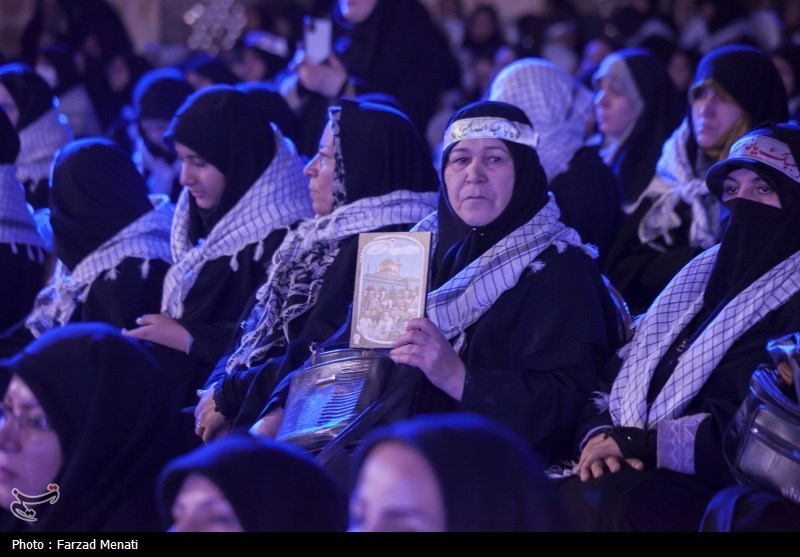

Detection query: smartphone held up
(303, 16), (332, 65)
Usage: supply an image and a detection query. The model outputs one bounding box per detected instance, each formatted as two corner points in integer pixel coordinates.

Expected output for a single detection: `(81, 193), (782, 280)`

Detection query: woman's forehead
(449, 138), (509, 152)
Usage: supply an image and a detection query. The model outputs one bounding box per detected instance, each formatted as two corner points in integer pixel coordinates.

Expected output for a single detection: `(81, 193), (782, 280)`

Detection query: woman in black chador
(255, 100), (624, 468)
(13, 138), (172, 348)
(193, 99), (439, 442)
(559, 122), (800, 531)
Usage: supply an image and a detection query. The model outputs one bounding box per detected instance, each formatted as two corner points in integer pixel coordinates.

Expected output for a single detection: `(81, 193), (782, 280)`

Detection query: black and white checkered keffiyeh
(25, 197), (174, 337)
(414, 194), (597, 353)
(0, 165), (45, 259)
(16, 108), (74, 192)
(488, 58), (594, 183)
(226, 189), (438, 371)
(609, 245), (800, 428)
(161, 131), (312, 319)
(632, 119), (721, 248)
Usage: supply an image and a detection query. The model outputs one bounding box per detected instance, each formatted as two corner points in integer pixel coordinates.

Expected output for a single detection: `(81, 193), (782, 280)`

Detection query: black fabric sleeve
(181, 320), (237, 364)
(79, 257), (168, 330)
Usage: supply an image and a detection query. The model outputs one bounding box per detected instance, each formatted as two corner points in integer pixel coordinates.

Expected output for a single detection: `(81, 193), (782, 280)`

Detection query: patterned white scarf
(610, 245), (800, 428)
(25, 197), (174, 337)
(16, 108), (74, 192)
(415, 194), (597, 353)
(226, 190), (438, 371)
(160, 131), (312, 319)
(488, 59), (594, 182)
(0, 165), (45, 260)
(632, 119), (720, 249)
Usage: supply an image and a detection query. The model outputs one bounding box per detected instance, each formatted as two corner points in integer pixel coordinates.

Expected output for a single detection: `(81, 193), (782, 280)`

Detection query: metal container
(275, 346), (394, 452)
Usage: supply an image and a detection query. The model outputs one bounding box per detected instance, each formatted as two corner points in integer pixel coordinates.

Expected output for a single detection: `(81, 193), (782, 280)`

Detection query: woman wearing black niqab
(558, 121), (800, 531)
(604, 44), (789, 316)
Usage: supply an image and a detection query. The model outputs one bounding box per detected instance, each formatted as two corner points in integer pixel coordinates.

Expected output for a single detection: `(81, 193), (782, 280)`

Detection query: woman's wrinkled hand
(390, 317), (466, 401)
(575, 431), (644, 482)
(122, 314), (193, 353)
(194, 387), (229, 443)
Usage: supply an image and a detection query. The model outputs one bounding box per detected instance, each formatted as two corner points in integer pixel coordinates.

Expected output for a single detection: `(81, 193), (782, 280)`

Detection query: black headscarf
(104, 51), (152, 114)
(687, 44), (788, 167)
(703, 122), (800, 311)
(461, 4), (506, 59)
(182, 53), (240, 86)
(0, 62), (56, 131)
(49, 137), (153, 271)
(164, 85), (276, 241)
(0, 322), (182, 532)
(235, 81), (298, 147)
(0, 107), (20, 164)
(596, 48), (684, 205)
(133, 68), (194, 162)
(134, 68), (194, 122)
(351, 413), (571, 532)
(241, 30), (290, 80)
(336, 98), (439, 205)
(433, 100), (549, 288)
(38, 42), (81, 96)
(158, 434), (348, 532)
(772, 42), (800, 99)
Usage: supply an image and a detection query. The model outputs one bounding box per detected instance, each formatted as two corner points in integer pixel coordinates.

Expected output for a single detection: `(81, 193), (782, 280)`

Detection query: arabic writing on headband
(729, 135), (800, 180)
(449, 119), (523, 142)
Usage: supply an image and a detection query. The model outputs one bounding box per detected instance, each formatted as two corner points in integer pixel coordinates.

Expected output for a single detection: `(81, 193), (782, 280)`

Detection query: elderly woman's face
(722, 167), (782, 209)
(304, 121), (335, 216)
(691, 83), (744, 149)
(0, 375), (62, 510)
(444, 138), (515, 227)
(169, 472), (244, 532)
(348, 441), (446, 532)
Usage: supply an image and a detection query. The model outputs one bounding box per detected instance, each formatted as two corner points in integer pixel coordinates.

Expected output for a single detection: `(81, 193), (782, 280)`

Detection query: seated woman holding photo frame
(250, 100), (626, 469)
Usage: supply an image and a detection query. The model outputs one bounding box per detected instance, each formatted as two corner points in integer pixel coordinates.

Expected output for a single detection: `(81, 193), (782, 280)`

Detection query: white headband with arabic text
(727, 134), (800, 182)
(443, 117), (540, 151)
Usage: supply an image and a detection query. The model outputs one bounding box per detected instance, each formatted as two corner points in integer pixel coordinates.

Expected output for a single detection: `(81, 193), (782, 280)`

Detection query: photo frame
(350, 231), (431, 349)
